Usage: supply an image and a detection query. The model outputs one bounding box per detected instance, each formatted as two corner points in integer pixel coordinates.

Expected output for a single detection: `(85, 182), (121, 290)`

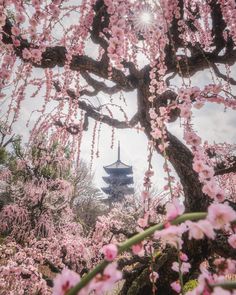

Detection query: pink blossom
(107, 42), (116, 54)
(102, 244), (118, 261)
(22, 48), (32, 60)
(145, 170), (154, 177)
(228, 234), (236, 249)
(159, 107), (167, 116)
(207, 203), (236, 230)
(52, 268), (80, 295)
(13, 38), (20, 47)
(137, 214), (149, 228)
(180, 105), (191, 118)
(31, 49), (42, 62)
(149, 271), (159, 283)
(158, 141), (169, 152)
(32, 0), (41, 7)
(4, 55), (14, 65)
(184, 132), (201, 146)
(132, 243), (144, 255)
(111, 26), (124, 40)
(198, 165), (214, 180)
(148, 95), (155, 102)
(215, 188), (225, 202)
(15, 13), (26, 23)
(90, 263), (122, 294)
(192, 160), (205, 173)
(214, 258), (236, 274)
(11, 26), (21, 36)
(178, 87), (189, 99)
(172, 262), (191, 274)
(166, 198), (185, 221)
(49, 4), (60, 18)
(154, 225), (186, 248)
(170, 281), (181, 293)
(186, 220), (215, 240)
(199, 261), (209, 274)
(149, 108), (157, 119)
(202, 181), (218, 199)
(180, 252), (188, 262)
(0, 69), (10, 80)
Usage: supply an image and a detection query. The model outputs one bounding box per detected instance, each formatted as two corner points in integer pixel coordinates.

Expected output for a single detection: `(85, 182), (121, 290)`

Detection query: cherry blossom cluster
(0, 243), (51, 295)
(203, 142), (236, 202)
(175, 84), (236, 203)
(53, 262), (122, 295)
(219, 0), (236, 44)
(53, 200), (236, 295)
(104, 0), (129, 70)
(154, 202), (236, 294)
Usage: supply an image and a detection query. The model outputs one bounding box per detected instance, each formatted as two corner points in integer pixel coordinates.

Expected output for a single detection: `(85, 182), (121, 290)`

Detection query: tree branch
(56, 101), (139, 132)
(212, 63), (236, 85)
(90, 0), (109, 51)
(214, 157), (236, 176)
(1, 19), (137, 91)
(53, 82), (139, 130)
(81, 72), (123, 95)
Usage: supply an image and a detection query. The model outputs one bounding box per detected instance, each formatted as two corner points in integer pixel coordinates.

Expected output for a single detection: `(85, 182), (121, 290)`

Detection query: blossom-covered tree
(0, 132), (145, 294)
(1, 0), (236, 294)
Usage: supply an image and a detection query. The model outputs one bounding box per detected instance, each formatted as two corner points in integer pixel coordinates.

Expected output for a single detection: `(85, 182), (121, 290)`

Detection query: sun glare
(132, 5), (155, 33)
(140, 12), (152, 24)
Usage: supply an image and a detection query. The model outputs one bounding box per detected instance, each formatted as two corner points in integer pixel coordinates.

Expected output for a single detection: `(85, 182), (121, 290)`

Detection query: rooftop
(104, 160), (132, 170)
(103, 141), (133, 174)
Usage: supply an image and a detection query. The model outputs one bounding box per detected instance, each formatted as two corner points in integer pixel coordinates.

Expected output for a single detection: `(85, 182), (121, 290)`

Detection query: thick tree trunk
(137, 83), (209, 212)
(165, 132), (210, 212)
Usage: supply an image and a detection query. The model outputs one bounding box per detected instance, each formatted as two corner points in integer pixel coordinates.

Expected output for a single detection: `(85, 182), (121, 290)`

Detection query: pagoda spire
(118, 141), (120, 161)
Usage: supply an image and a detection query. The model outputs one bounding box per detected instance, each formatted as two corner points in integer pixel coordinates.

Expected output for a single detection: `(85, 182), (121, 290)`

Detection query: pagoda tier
(101, 142), (134, 201)
(104, 161), (133, 175)
(101, 186), (134, 196)
(102, 175), (134, 186)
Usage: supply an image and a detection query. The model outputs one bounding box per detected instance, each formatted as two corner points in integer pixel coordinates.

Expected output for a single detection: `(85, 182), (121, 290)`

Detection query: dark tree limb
(81, 72), (123, 95)
(55, 102), (139, 131)
(90, 0), (110, 51)
(215, 156), (236, 176)
(215, 164), (236, 176)
(1, 19), (137, 91)
(212, 63), (236, 85)
(53, 82), (140, 130)
(210, 0), (227, 54)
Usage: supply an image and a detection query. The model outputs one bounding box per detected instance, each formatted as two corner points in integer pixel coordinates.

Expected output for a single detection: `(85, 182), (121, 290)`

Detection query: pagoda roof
(103, 141), (133, 174)
(104, 160), (133, 174)
(103, 175), (134, 185)
(101, 186), (134, 195)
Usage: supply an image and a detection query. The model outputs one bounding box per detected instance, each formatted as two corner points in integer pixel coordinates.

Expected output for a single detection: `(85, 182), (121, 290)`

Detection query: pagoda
(101, 142), (134, 202)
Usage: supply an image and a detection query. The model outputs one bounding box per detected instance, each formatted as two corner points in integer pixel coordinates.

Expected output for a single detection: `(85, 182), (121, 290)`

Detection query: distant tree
(0, 134), (108, 294)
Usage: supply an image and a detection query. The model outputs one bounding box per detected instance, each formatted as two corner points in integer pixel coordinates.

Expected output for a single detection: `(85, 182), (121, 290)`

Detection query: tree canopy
(1, 0), (236, 294)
